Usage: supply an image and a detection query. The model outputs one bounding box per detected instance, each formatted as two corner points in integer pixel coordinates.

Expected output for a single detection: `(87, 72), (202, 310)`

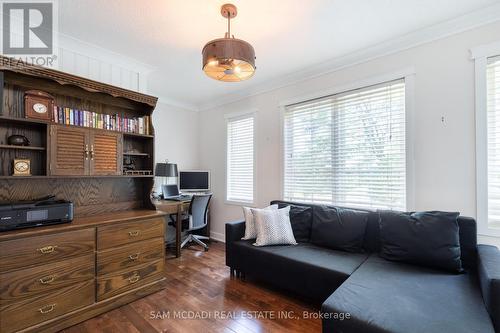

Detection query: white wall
(153, 101), (199, 170)
(198, 21), (500, 246)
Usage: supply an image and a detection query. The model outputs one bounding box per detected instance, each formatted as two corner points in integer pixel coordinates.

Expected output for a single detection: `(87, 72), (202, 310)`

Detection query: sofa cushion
(322, 255), (494, 333)
(253, 206), (297, 246)
(242, 204), (278, 240)
(311, 205), (368, 253)
(379, 210), (462, 273)
(272, 201), (313, 242)
(231, 240), (369, 301)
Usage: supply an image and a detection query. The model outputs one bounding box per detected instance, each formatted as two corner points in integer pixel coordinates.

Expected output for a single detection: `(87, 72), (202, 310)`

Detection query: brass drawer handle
(128, 253), (140, 260)
(38, 303), (56, 314)
(128, 273), (140, 283)
(90, 144), (94, 160)
(38, 245), (58, 254)
(39, 275), (56, 284)
(128, 230), (140, 237)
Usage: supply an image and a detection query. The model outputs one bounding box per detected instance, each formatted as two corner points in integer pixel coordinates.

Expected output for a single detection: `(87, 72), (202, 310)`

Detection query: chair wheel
(204, 247), (209, 252)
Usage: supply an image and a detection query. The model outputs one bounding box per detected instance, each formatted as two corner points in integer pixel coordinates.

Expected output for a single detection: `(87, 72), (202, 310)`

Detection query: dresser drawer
(0, 229), (95, 272)
(0, 279), (94, 333)
(97, 259), (164, 301)
(97, 218), (164, 250)
(97, 237), (164, 276)
(0, 254), (95, 304)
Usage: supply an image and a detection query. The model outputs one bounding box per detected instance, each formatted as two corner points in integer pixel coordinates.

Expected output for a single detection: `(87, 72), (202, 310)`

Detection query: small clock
(24, 90), (54, 121)
(13, 159), (31, 176)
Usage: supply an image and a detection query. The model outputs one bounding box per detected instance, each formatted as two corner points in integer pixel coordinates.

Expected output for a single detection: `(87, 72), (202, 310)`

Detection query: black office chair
(177, 194), (212, 251)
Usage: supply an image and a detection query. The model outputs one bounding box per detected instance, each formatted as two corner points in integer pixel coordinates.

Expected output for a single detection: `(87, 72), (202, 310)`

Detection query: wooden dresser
(0, 210), (166, 333)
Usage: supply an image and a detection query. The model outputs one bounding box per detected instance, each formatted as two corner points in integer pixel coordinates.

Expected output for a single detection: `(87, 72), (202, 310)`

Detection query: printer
(0, 195), (73, 232)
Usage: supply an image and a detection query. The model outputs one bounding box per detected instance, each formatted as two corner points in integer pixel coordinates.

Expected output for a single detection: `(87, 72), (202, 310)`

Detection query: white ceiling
(58, 0), (500, 110)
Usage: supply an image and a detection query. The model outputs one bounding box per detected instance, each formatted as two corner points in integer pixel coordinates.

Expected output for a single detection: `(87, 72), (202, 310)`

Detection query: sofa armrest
(225, 220), (246, 243)
(225, 220), (246, 268)
(478, 244), (500, 331)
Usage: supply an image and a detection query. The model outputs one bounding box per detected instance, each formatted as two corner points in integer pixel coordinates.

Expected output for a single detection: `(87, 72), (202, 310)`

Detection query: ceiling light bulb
(208, 59), (219, 66)
(234, 66), (241, 73)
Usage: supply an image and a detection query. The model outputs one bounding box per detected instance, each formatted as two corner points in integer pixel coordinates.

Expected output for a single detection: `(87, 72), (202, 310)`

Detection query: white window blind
(227, 114), (254, 203)
(284, 79), (406, 210)
(487, 55), (500, 227)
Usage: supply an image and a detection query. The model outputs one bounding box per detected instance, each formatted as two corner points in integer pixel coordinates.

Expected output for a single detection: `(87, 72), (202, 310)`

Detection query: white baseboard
(210, 231), (225, 243)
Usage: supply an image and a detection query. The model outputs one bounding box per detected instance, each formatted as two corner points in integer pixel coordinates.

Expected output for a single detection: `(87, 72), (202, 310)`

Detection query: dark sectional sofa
(225, 200), (500, 333)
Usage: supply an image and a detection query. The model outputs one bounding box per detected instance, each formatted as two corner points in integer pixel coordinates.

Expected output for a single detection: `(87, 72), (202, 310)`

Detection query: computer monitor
(161, 184), (180, 198)
(179, 170), (210, 192)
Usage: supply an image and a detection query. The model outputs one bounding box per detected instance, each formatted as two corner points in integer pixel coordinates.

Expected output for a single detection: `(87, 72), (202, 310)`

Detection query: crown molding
(155, 95), (199, 112)
(197, 3), (500, 112)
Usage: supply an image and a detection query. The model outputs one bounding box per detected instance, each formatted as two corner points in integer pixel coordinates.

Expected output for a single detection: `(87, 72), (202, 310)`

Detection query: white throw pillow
(242, 204), (278, 240)
(252, 206), (297, 246)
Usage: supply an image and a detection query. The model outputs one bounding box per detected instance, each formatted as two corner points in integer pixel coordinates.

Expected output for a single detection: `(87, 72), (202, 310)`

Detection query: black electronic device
(0, 195), (73, 232)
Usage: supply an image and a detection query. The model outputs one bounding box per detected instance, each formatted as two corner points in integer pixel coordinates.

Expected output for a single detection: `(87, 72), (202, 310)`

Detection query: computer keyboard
(170, 195), (192, 201)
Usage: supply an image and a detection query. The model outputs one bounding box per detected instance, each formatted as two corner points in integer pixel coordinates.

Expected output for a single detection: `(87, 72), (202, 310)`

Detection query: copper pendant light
(202, 4), (256, 82)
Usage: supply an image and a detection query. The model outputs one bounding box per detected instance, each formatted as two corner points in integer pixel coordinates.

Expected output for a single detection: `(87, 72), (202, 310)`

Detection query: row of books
(52, 106), (151, 135)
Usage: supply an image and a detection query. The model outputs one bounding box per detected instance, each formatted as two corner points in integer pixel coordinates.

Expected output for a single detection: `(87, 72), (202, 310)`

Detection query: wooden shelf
(123, 132), (154, 138)
(123, 152), (149, 157)
(0, 115), (48, 125)
(0, 175), (154, 179)
(0, 144), (46, 151)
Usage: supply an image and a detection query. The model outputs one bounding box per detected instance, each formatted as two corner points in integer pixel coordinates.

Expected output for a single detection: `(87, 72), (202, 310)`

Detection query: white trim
(225, 110), (257, 206)
(210, 231), (225, 243)
(278, 105), (286, 201)
(279, 67), (415, 107)
(279, 70), (415, 210)
(470, 41), (500, 59)
(59, 34), (154, 75)
(405, 74), (416, 211)
(474, 43), (500, 237)
(197, 3), (500, 111)
(223, 109), (258, 120)
(156, 95), (199, 112)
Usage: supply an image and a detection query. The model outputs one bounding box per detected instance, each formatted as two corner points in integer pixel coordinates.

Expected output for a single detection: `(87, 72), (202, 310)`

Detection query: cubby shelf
(0, 174), (154, 180)
(0, 144), (45, 151)
(123, 132), (154, 138)
(123, 152), (149, 157)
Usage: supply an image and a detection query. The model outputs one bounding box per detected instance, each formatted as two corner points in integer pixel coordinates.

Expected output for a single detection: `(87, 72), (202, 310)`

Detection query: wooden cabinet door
(50, 125), (89, 176)
(90, 131), (122, 175)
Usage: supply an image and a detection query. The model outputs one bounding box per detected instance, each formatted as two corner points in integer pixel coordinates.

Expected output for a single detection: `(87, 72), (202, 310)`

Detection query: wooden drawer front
(0, 229), (95, 272)
(97, 218), (164, 250)
(0, 279), (94, 333)
(0, 254), (95, 304)
(97, 259), (164, 301)
(97, 237), (164, 276)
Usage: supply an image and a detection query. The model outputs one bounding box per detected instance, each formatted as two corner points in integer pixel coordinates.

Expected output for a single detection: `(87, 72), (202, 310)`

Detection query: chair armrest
(225, 220), (246, 268)
(478, 244), (500, 331)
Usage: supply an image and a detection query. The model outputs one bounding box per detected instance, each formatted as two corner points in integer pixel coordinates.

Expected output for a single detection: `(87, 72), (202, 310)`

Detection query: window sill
(224, 200), (255, 207)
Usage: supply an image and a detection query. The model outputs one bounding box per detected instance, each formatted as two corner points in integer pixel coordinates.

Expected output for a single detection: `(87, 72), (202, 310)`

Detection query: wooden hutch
(0, 56), (166, 333)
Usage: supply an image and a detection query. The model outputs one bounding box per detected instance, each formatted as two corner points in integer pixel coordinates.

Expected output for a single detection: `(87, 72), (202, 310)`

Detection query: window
(226, 113), (255, 204)
(474, 41), (500, 236)
(487, 56), (500, 228)
(284, 79), (406, 210)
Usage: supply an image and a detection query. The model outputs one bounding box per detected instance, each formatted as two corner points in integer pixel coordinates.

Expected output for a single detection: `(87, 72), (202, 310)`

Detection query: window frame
(279, 68), (416, 211)
(224, 109), (257, 206)
(472, 41), (500, 237)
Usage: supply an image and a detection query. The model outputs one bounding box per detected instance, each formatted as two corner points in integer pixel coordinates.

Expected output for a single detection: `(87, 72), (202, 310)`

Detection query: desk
(153, 199), (190, 257)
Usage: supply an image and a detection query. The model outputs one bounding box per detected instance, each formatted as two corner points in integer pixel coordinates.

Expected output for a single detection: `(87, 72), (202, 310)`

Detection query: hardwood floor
(62, 242), (322, 333)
